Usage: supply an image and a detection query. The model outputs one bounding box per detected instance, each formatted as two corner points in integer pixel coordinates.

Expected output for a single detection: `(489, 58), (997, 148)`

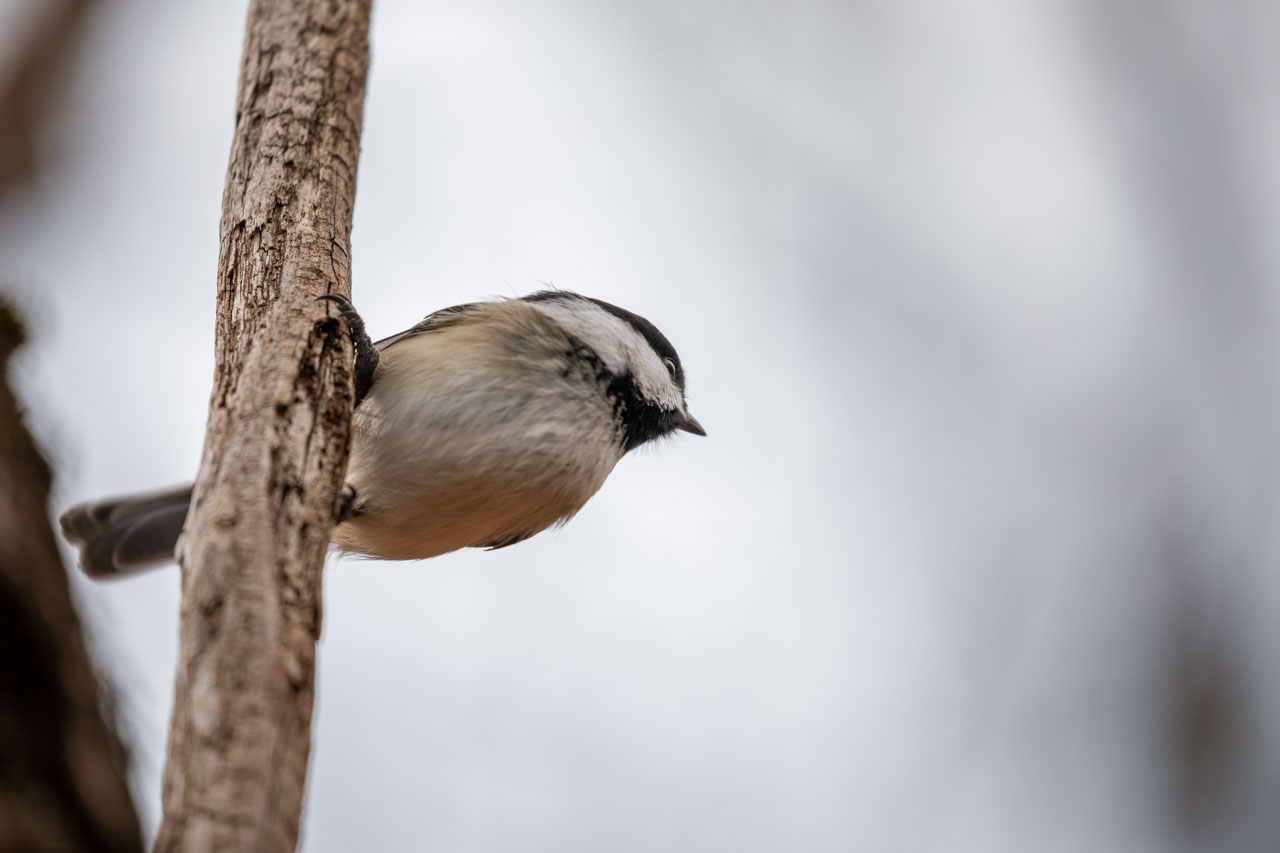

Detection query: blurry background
(2, 0), (1278, 850)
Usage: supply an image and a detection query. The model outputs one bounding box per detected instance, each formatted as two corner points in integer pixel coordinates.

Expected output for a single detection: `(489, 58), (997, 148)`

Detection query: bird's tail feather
(59, 484), (193, 578)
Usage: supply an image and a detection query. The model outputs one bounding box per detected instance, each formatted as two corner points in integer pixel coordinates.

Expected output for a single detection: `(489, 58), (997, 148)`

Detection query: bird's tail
(59, 484), (193, 578)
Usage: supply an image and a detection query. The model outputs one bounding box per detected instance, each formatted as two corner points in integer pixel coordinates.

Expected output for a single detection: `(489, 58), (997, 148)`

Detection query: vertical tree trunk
(155, 1), (371, 850)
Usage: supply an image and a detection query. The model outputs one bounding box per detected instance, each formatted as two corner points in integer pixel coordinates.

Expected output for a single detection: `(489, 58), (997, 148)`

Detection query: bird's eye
(663, 357), (677, 376)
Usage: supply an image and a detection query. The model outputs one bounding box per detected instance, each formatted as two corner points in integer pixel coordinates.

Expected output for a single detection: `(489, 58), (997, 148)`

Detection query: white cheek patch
(627, 343), (683, 410)
(527, 298), (684, 411)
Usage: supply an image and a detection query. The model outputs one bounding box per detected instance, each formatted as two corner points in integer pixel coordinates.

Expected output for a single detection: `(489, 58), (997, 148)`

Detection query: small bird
(60, 290), (704, 576)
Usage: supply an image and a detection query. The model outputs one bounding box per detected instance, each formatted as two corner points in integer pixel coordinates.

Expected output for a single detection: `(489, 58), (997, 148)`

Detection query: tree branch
(155, 1), (371, 850)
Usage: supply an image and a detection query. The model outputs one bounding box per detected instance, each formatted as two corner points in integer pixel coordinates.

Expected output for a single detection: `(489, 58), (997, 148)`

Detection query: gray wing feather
(374, 302), (485, 351)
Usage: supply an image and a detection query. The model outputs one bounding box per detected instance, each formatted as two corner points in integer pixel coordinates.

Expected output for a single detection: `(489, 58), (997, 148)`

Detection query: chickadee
(60, 290), (704, 576)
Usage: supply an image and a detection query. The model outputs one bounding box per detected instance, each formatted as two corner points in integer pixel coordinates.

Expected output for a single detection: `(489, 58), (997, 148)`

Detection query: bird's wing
(373, 301), (487, 351)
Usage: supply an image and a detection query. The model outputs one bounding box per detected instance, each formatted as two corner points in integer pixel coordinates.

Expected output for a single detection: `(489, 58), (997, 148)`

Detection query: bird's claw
(318, 292), (379, 406)
(337, 483), (359, 522)
(317, 293), (360, 324)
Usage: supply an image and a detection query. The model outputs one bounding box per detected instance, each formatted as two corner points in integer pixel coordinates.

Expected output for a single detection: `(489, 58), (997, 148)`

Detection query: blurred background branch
(0, 0), (91, 188)
(0, 301), (142, 852)
(0, 6), (141, 848)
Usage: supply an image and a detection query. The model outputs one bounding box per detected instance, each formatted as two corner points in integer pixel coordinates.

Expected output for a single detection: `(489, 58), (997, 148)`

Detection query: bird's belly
(332, 433), (619, 561)
(333, 472), (595, 559)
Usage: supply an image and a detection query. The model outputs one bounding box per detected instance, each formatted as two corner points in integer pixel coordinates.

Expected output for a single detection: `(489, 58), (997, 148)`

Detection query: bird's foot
(318, 293), (379, 405)
(336, 483), (360, 522)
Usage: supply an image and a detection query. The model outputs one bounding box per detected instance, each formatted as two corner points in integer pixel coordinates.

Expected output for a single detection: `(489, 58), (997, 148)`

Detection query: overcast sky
(3, 1), (1279, 850)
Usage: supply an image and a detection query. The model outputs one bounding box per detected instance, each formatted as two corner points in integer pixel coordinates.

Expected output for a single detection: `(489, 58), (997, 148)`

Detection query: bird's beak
(677, 412), (707, 436)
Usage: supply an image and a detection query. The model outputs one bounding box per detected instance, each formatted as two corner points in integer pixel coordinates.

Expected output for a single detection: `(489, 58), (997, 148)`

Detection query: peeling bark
(154, 1), (371, 850)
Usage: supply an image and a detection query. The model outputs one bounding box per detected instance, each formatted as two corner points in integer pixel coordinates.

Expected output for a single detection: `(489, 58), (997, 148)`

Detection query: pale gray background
(2, 1), (1279, 851)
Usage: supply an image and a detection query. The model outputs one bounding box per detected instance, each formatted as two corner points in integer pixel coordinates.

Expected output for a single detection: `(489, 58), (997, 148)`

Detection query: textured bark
(154, 1), (371, 851)
(0, 306), (144, 852)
